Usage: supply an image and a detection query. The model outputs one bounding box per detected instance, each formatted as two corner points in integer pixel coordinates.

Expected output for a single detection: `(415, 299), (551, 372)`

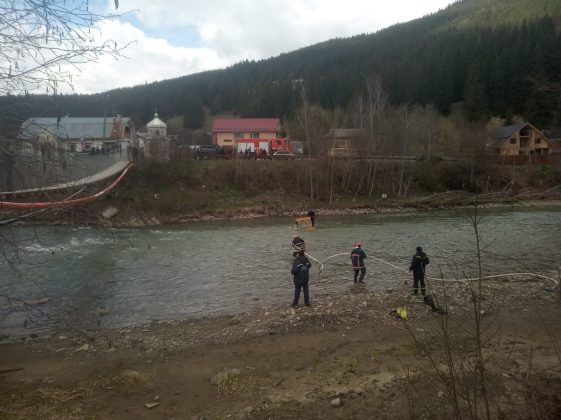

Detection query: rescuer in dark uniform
(292, 234), (305, 257)
(291, 249), (311, 306)
(409, 246), (430, 295)
(351, 241), (367, 284)
(307, 209), (316, 227)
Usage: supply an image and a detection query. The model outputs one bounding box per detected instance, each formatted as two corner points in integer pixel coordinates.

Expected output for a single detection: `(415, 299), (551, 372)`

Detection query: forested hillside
(1, 0), (560, 132)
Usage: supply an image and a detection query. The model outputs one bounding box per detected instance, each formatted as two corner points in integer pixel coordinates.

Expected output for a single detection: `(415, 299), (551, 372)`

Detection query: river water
(1, 206), (560, 338)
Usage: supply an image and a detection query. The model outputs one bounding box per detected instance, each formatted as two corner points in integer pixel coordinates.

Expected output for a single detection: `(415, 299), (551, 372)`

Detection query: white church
(137, 112), (170, 161)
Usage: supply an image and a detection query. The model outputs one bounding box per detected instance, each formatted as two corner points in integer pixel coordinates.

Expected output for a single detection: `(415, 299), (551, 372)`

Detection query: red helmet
(354, 241), (362, 247)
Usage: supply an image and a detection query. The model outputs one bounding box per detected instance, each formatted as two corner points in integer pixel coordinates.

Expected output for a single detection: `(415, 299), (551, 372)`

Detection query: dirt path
(2, 279), (561, 419)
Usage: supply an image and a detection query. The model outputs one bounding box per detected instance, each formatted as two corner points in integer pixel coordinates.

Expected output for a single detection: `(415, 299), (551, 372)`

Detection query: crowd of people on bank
(87, 143), (122, 156)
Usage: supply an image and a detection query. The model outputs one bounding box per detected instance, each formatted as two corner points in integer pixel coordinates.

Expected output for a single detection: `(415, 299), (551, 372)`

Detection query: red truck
(235, 138), (292, 156)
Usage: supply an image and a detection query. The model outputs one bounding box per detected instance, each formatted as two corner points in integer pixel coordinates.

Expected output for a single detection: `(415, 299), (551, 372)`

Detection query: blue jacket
(291, 254), (311, 283)
(409, 251), (429, 274)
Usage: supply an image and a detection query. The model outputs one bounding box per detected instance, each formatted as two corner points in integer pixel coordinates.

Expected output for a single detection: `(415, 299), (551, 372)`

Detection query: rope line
(368, 255), (559, 288)
(296, 248), (559, 289)
(289, 242), (325, 272)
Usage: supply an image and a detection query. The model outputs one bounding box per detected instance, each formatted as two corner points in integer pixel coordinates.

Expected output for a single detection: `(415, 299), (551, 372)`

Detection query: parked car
(195, 145), (225, 159)
(272, 150), (296, 159)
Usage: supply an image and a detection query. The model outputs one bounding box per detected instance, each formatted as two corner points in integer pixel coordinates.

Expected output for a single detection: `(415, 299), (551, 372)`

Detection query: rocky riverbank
(29, 194), (561, 228)
(1, 274), (561, 419)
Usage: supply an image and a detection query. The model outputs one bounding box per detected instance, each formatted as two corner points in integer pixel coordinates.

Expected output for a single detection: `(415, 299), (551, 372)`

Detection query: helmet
(354, 241), (362, 248)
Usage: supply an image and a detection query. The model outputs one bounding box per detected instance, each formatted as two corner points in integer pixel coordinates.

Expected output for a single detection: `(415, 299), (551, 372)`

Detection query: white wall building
(141, 112), (170, 161)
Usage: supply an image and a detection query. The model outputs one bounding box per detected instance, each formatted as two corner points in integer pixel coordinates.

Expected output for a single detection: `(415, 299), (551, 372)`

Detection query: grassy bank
(99, 158), (561, 222)
(12, 158), (560, 226)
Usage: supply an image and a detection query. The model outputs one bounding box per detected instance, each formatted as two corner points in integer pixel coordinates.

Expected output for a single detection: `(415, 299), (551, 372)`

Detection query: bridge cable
(0, 163), (133, 210)
(0, 188), (85, 227)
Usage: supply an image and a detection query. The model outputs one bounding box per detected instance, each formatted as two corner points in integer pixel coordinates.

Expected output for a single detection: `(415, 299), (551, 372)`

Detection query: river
(1, 205), (560, 338)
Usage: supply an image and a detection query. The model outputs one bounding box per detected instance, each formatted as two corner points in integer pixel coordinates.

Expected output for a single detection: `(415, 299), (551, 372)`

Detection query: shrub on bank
(113, 158), (560, 217)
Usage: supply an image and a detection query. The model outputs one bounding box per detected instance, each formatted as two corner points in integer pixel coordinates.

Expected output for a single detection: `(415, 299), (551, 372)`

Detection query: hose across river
(299, 249), (559, 289)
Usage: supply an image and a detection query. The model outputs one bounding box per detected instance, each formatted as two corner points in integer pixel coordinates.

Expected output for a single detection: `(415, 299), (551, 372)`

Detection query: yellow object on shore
(396, 307), (408, 320)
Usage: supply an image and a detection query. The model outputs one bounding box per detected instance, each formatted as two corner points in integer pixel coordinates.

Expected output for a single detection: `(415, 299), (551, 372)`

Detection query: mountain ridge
(2, 0), (560, 130)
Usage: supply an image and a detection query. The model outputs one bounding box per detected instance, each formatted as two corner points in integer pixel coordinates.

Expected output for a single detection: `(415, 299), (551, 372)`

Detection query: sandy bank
(1, 275), (561, 419)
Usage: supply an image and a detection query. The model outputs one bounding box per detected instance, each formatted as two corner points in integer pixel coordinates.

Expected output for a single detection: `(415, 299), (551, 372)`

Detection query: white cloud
(66, 20), (228, 93)
(69, 0), (456, 93)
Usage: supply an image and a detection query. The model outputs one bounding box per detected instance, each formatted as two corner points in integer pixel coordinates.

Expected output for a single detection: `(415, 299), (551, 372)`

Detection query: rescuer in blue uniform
(351, 241), (367, 284)
(291, 249), (311, 306)
(409, 246), (429, 295)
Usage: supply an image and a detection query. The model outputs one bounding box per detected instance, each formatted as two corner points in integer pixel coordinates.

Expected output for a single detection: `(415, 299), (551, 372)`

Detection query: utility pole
(299, 83), (314, 202)
(103, 94), (110, 140)
(1, 139), (16, 191)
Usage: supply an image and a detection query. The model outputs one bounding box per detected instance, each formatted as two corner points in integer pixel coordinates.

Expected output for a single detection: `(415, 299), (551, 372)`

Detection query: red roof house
(212, 118), (280, 147)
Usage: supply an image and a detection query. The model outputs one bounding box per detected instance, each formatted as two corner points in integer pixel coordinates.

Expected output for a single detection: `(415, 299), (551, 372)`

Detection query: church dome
(146, 112), (166, 129)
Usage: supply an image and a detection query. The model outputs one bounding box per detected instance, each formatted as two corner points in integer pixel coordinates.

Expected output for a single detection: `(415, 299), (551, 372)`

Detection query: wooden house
(326, 128), (364, 157)
(487, 122), (553, 163)
(544, 128), (561, 156)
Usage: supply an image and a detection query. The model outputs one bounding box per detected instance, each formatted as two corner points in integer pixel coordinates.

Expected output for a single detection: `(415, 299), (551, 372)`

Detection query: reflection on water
(1, 206), (560, 337)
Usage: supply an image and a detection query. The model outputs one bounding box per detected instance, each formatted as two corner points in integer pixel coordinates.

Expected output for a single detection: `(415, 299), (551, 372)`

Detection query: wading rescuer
(307, 209), (316, 227)
(351, 241), (367, 284)
(409, 246), (429, 295)
(292, 234), (305, 257)
(291, 249), (311, 306)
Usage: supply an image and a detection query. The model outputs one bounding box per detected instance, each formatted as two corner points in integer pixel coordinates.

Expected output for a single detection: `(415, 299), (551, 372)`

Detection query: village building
(544, 128), (561, 156)
(487, 122), (553, 164)
(326, 128), (365, 157)
(9, 115), (135, 191)
(18, 115), (135, 156)
(211, 118), (281, 149)
(136, 112), (170, 161)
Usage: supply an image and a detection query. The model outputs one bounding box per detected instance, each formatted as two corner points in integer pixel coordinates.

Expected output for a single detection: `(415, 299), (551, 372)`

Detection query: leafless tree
(364, 74), (387, 151)
(0, 0), (129, 201)
(364, 75), (387, 197)
(293, 83), (332, 202)
(0, 0), (127, 95)
(457, 122), (489, 190)
(404, 207), (491, 419)
(397, 106), (412, 198)
(294, 82), (315, 201)
(0, 0), (128, 287)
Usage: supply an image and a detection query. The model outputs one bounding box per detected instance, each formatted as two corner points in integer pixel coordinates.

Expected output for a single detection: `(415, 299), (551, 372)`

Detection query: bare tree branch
(0, 0), (131, 95)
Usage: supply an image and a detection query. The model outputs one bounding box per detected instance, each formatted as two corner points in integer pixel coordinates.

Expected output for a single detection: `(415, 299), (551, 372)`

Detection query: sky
(69, 0), (458, 94)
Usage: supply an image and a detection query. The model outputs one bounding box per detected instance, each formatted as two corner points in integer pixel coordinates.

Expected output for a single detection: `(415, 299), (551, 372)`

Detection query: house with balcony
(211, 118), (281, 148)
(487, 122), (553, 164)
